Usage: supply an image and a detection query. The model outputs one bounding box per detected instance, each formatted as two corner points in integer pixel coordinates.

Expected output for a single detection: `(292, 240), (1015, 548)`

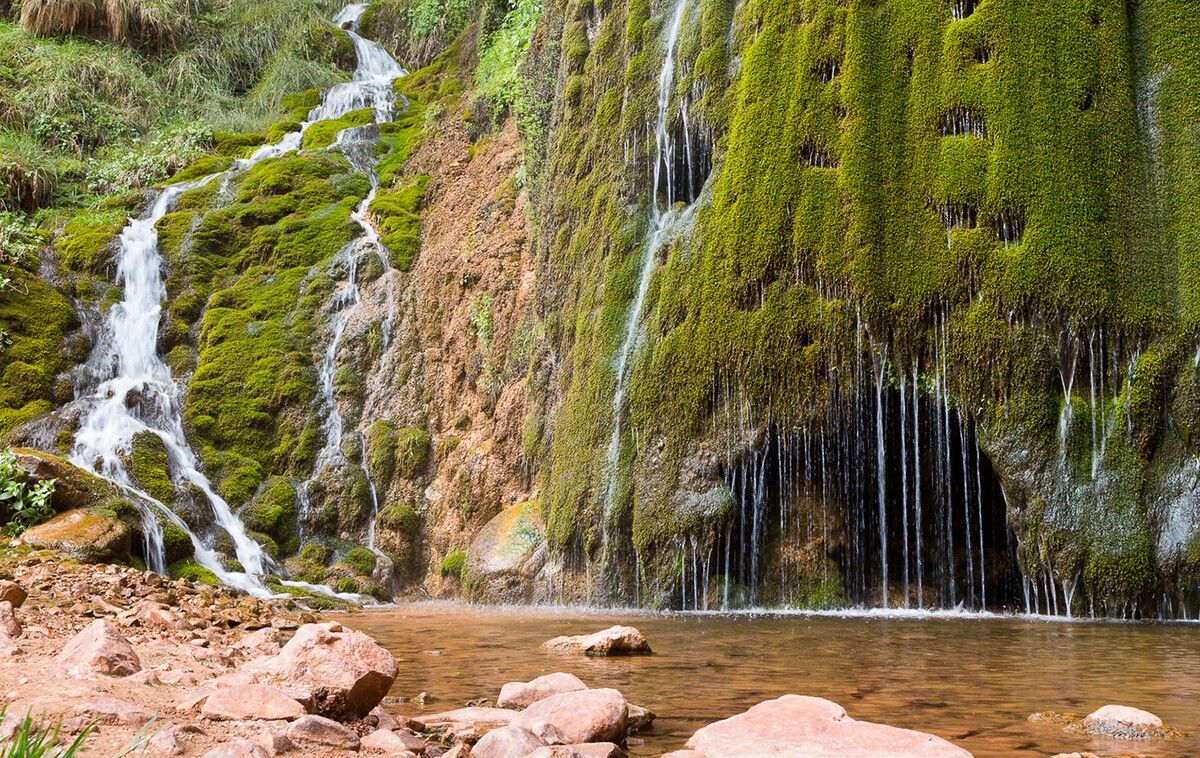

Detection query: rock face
(463, 501), (548, 603)
(472, 725), (546, 758)
(498, 672), (588, 708)
(684, 695), (972, 758)
(543, 626), (651, 656)
(511, 688), (629, 745)
(20, 509), (131, 563)
(57, 619), (141, 676)
(1067, 704), (1180, 741)
(201, 685), (306, 721)
(244, 622), (398, 720)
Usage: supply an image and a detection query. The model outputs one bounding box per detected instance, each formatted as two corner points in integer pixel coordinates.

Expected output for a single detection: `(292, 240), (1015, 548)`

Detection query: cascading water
(600, 0), (696, 529)
(68, 2), (407, 599)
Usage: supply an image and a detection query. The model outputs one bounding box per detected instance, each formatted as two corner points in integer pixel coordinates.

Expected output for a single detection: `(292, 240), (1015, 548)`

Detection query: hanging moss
(127, 431), (173, 504)
(369, 176), (428, 270)
(0, 278), (74, 438)
(301, 107), (375, 150)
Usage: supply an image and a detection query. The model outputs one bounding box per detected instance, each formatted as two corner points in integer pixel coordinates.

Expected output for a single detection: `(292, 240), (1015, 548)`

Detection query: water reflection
(337, 604), (1200, 757)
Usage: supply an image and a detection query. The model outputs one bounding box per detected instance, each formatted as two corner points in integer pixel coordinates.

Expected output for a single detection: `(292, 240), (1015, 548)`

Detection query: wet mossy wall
(526, 0), (1200, 612)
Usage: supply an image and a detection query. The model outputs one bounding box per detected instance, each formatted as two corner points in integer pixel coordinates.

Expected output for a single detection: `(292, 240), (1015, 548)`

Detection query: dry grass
(19, 0), (98, 37)
(18, 0), (196, 43)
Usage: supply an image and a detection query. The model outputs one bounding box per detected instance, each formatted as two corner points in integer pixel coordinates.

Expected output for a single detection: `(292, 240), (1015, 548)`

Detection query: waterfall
(600, 0), (694, 527)
(68, 2), (407, 599)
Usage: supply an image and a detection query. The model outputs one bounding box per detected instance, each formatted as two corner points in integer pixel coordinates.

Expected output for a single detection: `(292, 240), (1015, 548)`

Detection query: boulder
(370, 705), (400, 731)
(244, 622), (398, 720)
(414, 706), (515, 732)
(10, 448), (122, 512)
(472, 725), (545, 758)
(57, 619), (141, 676)
(203, 741), (270, 758)
(684, 696), (971, 757)
(511, 689), (628, 745)
(239, 628), (283, 657)
(0, 601), (21, 639)
(0, 580), (27, 608)
(498, 672), (587, 709)
(21, 509), (131, 563)
(250, 730), (293, 756)
(285, 714), (361, 750)
(1066, 704), (1181, 740)
(70, 696), (156, 727)
(627, 704), (655, 732)
(463, 501), (547, 603)
(361, 728), (419, 754)
(201, 685), (306, 721)
(543, 626), (651, 656)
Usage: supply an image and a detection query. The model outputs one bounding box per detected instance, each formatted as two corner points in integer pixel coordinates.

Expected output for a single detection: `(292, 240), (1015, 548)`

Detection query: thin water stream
(345, 604), (1200, 758)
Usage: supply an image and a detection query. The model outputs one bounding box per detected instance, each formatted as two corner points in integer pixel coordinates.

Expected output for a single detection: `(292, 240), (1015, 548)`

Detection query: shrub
(0, 449), (55, 536)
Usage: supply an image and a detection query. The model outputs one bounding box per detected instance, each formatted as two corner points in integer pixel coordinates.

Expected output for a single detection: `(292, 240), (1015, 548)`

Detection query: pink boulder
(472, 725), (545, 758)
(285, 714), (361, 750)
(525, 745), (624, 758)
(244, 622), (397, 720)
(361, 728), (419, 754)
(543, 626), (650, 656)
(201, 685), (306, 721)
(685, 695), (972, 757)
(0, 581), (27, 608)
(511, 688), (628, 745)
(499, 672), (587, 709)
(203, 741), (270, 758)
(57, 620), (140, 676)
(0, 601), (20, 639)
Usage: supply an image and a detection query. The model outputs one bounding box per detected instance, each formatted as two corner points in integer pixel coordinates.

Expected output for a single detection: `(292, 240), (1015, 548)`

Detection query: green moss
(394, 427), (431, 479)
(440, 548), (466, 578)
(168, 559), (219, 585)
(301, 107), (375, 150)
(379, 503), (419, 535)
(281, 89), (322, 122)
(343, 547), (377, 576)
(214, 131), (267, 157)
(167, 156), (233, 185)
(56, 214), (125, 274)
(366, 420), (398, 488)
(299, 542), (333, 565)
(0, 278), (75, 438)
(370, 176), (428, 270)
(239, 476), (299, 557)
(265, 120), (302, 143)
(127, 431), (173, 504)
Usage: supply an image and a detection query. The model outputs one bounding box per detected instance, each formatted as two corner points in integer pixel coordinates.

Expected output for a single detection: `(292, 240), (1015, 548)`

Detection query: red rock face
(511, 688), (629, 745)
(57, 619), (141, 676)
(685, 695), (973, 758)
(244, 622), (398, 720)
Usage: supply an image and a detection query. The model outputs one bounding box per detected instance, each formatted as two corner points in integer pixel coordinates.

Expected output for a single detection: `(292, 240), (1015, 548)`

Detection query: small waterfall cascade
(601, 0), (697, 526)
(69, 2), (407, 598)
(296, 3), (406, 563)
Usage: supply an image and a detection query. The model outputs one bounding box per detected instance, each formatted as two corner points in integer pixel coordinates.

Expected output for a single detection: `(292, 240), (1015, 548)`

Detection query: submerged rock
(1066, 704), (1182, 741)
(20, 509), (131, 563)
(511, 688), (629, 745)
(543, 626), (651, 656)
(684, 695), (971, 757)
(498, 672), (587, 708)
(57, 619), (141, 676)
(244, 621), (398, 720)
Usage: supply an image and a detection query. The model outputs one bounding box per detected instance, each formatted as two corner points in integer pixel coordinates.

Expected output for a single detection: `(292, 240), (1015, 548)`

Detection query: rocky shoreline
(0, 549), (1183, 757)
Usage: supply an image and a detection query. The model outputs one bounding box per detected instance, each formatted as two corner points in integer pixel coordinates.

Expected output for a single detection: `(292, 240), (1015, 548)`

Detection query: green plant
(0, 450), (55, 536)
(0, 707), (91, 758)
(467, 291), (493, 348)
(439, 548), (466, 579)
(474, 0), (540, 110)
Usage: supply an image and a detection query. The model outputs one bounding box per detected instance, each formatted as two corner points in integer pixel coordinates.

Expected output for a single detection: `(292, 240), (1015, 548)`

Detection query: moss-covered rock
(20, 508), (131, 564)
(463, 501), (545, 603)
(127, 431), (173, 504)
(239, 476), (300, 557)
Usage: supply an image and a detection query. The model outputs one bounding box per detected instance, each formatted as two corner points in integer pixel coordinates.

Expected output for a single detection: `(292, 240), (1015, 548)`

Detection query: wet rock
(244, 622), (398, 720)
(511, 688), (628, 745)
(463, 501), (547, 603)
(498, 672), (587, 709)
(524, 745), (625, 758)
(361, 727), (420, 753)
(472, 725), (545, 758)
(1066, 704), (1182, 741)
(57, 619), (141, 676)
(0, 581), (28, 608)
(627, 704), (655, 732)
(684, 695), (971, 757)
(20, 509), (131, 563)
(0, 601), (21, 639)
(70, 696), (156, 726)
(285, 714), (361, 750)
(201, 685), (307, 721)
(543, 626), (651, 656)
(414, 706), (515, 733)
(203, 740), (270, 758)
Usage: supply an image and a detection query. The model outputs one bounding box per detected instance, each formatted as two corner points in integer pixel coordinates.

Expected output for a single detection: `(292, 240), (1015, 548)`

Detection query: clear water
(344, 603), (1200, 757)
